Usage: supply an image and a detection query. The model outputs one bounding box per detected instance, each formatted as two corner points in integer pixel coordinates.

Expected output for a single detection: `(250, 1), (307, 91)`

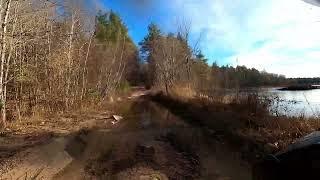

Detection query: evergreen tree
(139, 23), (161, 87)
(95, 11), (133, 44)
(139, 23), (161, 59)
(196, 51), (208, 63)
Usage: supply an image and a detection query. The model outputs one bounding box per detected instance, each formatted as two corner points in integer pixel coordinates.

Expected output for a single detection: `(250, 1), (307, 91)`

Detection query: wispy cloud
(92, 0), (108, 11)
(167, 0), (320, 77)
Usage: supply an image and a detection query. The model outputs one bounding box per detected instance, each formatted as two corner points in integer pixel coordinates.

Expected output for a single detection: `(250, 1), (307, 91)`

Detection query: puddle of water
(63, 99), (252, 179)
(2, 99), (253, 180)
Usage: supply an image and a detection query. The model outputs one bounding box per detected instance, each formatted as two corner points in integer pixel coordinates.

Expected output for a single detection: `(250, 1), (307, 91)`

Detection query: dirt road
(0, 89), (252, 179)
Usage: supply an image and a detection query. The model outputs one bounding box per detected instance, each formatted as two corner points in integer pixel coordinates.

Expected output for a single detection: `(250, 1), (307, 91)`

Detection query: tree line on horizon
(138, 23), (293, 96)
(139, 23), (320, 93)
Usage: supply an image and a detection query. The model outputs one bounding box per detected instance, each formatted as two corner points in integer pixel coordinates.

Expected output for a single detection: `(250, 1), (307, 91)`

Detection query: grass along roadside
(150, 92), (320, 162)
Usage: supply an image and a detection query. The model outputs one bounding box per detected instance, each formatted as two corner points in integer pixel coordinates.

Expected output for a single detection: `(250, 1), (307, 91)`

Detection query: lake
(260, 88), (320, 118)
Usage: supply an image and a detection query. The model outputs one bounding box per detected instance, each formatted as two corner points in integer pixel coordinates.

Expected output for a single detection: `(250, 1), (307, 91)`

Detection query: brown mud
(0, 90), (253, 180)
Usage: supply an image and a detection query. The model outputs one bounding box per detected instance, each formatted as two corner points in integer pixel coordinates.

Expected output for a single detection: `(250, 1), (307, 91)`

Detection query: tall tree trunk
(66, 13), (75, 107)
(0, 0), (11, 127)
(81, 34), (93, 100)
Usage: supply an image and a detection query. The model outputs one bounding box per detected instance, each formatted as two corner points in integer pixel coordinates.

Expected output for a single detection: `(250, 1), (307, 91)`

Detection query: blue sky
(99, 0), (320, 78)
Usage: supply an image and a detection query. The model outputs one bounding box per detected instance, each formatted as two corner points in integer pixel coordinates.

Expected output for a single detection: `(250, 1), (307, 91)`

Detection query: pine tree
(95, 11), (133, 44)
(139, 23), (161, 59)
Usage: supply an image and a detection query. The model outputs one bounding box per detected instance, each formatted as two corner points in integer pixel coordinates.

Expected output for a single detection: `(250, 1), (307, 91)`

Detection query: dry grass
(3, 87), (135, 133)
(153, 88), (320, 155)
(168, 84), (197, 100)
(225, 93), (320, 150)
(246, 116), (320, 149)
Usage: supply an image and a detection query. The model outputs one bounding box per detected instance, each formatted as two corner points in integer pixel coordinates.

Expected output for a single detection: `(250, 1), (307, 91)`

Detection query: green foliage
(213, 65), (287, 88)
(138, 23), (162, 87)
(95, 11), (133, 44)
(139, 23), (161, 58)
(187, 51), (287, 91)
(139, 21), (288, 92)
(93, 10), (141, 93)
(196, 51), (208, 63)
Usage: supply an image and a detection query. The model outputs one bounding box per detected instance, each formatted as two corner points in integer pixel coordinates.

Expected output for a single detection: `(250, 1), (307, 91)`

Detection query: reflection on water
(261, 88), (320, 118)
(229, 88), (320, 118)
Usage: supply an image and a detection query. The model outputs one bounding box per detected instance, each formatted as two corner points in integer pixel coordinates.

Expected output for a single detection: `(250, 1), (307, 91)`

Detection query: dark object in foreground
(278, 85), (320, 91)
(254, 131), (320, 180)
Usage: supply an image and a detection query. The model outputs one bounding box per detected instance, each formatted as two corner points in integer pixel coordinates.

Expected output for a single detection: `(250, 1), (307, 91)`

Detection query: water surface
(261, 88), (320, 118)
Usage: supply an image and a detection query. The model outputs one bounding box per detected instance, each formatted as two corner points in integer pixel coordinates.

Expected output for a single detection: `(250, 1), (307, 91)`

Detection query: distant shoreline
(278, 85), (320, 91)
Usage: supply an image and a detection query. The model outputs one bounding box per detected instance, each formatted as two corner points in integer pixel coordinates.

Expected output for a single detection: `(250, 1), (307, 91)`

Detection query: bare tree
(0, 0), (138, 127)
(148, 22), (193, 95)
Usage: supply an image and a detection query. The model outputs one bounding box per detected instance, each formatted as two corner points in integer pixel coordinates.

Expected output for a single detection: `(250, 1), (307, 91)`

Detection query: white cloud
(168, 0), (320, 77)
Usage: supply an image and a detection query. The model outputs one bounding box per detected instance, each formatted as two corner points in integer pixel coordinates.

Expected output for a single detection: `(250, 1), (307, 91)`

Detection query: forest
(0, 0), (141, 127)
(0, 0), (313, 128)
(1, 1), (320, 179)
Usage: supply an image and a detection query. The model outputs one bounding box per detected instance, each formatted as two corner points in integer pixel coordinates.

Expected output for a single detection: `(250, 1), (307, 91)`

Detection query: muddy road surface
(0, 98), (252, 180)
